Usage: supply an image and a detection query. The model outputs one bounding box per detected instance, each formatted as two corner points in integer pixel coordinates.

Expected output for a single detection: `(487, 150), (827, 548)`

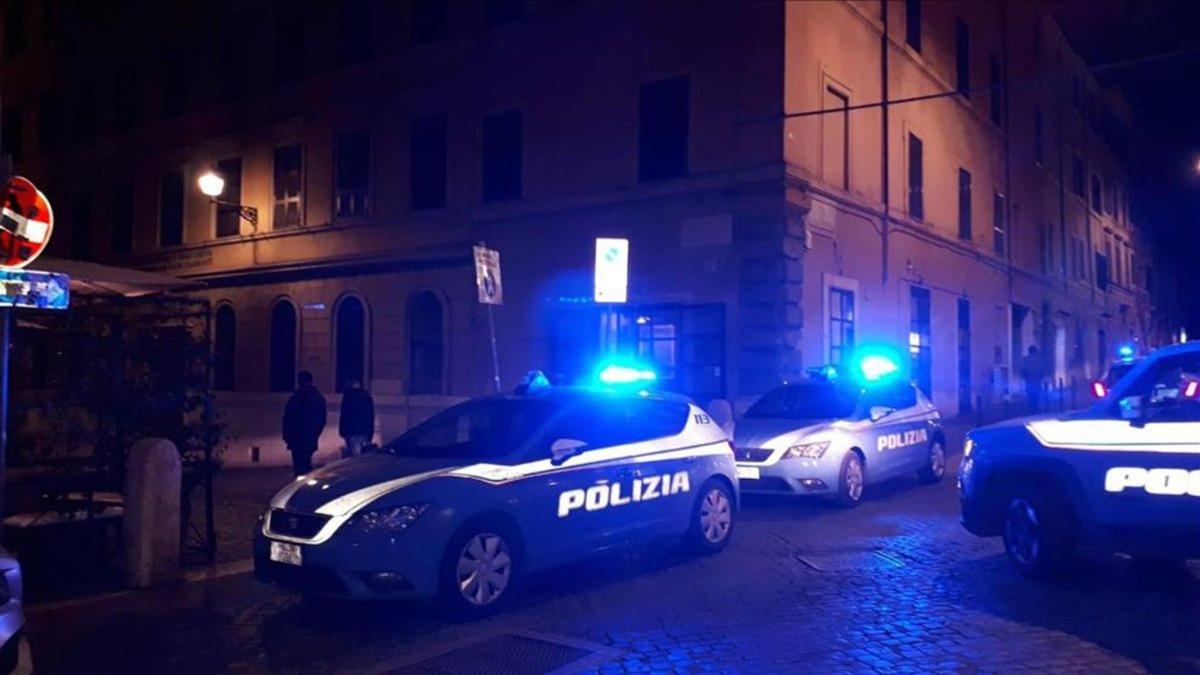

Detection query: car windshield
(1105, 361), (1136, 385)
(744, 383), (860, 420)
(383, 398), (559, 459)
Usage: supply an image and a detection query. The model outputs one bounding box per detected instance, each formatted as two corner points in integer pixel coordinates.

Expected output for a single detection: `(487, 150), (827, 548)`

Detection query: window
(338, 0), (371, 66)
(273, 145), (303, 229)
(215, 158), (243, 238)
(822, 86), (849, 190)
(3, 0), (26, 59)
(485, 0), (523, 25)
(910, 286), (932, 398)
(1121, 352), (1200, 422)
(635, 313), (678, 381)
(408, 291), (444, 394)
(410, 115), (447, 210)
(955, 19), (970, 97)
(410, 0), (449, 45)
(37, 95), (57, 153)
(214, 304), (236, 391)
(1039, 223), (1053, 275)
(989, 54), (1002, 126)
(1107, 183), (1116, 215)
(70, 192), (91, 260)
(1033, 108), (1044, 165)
(269, 299), (298, 392)
(335, 130), (371, 218)
(387, 398), (557, 460)
(957, 298), (971, 412)
(111, 181), (133, 255)
(957, 168), (972, 240)
(829, 287), (855, 366)
(905, 0), (921, 51)
(335, 295), (367, 392)
(862, 382), (918, 412)
(1071, 154), (1084, 196)
(638, 75), (690, 182)
(1095, 250), (1108, 290)
(162, 43), (189, 117)
(908, 133), (923, 221)
(627, 304), (724, 402)
(746, 383), (859, 421)
(0, 104), (20, 162)
(481, 110), (522, 202)
(158, 170), (184, 247)
(1090, 174), (1102, 212)
(992, 192), (1006, 256)
(274, 2), (306, 84)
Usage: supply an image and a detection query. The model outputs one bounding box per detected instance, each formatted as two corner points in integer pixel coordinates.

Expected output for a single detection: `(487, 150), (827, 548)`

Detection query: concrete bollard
(123, 438), (182, 588)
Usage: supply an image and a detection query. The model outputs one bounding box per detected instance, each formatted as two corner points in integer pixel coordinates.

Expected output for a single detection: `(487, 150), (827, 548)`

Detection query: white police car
(254, 370), (738, 614)
(733, 356), (945, 507)
(960, 342), (1200, 578)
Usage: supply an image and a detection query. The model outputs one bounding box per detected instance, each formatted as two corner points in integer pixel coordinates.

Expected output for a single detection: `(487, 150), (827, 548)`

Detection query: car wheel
(918, 439), (946, 484)
(835, 452), (865, 508)
(439, 524), (517, 617)
(688, 480), (735, 554)
(1002, 491), (1074, 579)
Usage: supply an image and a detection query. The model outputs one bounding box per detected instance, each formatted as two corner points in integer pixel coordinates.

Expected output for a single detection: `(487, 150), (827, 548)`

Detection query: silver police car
(734, 371), (945, 506)
(255, 383), (737, 614)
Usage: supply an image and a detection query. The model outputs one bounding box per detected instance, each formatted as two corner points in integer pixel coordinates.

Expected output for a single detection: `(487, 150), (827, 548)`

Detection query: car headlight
(784, 441), (830, 459)
(351, 504), (430, 534)
(963, 438), (975, 459)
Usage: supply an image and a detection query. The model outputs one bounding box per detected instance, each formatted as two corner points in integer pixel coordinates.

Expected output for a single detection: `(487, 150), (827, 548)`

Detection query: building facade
(0, 0), (1152, 466)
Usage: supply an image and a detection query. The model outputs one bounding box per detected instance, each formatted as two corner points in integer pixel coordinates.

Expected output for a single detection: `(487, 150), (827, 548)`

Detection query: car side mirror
(1119, 395), (1143, 423)
(550, 438), (588, 465)
(869, 406), (895, 423)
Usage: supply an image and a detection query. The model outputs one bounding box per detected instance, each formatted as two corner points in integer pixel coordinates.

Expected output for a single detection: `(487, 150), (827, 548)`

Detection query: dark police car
(960, 342), (1200, 578)
(255, 376), (737, 613)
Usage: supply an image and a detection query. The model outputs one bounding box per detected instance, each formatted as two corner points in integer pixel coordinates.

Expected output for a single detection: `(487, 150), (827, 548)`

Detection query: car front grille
(268, 509), (331, 539)
(736, 447), (774, 463)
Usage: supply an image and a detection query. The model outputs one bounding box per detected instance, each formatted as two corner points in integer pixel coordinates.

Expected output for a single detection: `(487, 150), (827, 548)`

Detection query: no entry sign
(0, 176), (54, 269)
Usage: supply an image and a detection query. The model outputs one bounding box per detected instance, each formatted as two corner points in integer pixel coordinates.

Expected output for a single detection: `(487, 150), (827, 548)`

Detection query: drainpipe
(880, 0), (890, 288)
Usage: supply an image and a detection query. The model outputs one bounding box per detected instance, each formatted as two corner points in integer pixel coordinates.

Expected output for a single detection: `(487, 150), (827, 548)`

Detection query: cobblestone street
(24, 429), (1200, 674)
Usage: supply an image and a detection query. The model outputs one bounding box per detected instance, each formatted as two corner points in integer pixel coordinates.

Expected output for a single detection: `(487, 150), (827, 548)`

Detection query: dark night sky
(1055, 0), (1200, 334)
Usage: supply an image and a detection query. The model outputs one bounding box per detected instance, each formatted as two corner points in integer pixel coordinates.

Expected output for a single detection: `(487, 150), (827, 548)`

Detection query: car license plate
(270, 541), (302, 566)
(737, 466), (760, 480)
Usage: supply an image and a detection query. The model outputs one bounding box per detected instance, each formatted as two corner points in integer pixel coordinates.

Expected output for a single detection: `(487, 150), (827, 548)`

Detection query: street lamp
(197, 170), (258, 227)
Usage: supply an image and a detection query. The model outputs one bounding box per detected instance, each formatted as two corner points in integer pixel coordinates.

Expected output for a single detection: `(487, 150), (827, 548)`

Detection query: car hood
(733, 417), (837, 448)
(272, 452), (465, 515)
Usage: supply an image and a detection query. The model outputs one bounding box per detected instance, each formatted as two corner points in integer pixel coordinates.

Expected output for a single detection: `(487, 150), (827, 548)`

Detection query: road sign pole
(486, 303), (501, 393)
(0, 307), (8, 522)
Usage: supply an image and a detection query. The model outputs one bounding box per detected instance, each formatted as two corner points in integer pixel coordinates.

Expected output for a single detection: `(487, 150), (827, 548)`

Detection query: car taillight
(1185, 381), (1199, 399)
(1091, 381), (1107, 398)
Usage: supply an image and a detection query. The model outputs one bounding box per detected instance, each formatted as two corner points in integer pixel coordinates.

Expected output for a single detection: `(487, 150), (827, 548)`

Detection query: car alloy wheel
(699, 487), (732, 545)
(455, 532), (513, 607)
(929, 442), (945, 478)
(843, 455), (864, 502)
(1004, 498), (1041, 570)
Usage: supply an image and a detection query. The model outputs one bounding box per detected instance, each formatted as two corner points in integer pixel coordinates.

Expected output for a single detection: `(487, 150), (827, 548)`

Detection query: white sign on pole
(473, 245), (503, 305)
(594, 237), (629, 304)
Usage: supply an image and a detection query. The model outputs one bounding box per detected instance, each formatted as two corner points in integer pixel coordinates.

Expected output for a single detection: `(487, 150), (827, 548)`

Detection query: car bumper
(736, 457), (840, 496)
(253, 527), (441, 600)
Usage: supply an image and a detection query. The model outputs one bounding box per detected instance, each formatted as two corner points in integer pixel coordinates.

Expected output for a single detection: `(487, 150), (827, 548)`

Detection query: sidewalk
(201, 466), (293, 565)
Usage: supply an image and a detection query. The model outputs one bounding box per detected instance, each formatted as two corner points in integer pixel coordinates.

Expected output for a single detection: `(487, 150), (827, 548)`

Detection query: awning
(33, 257), (205, 298)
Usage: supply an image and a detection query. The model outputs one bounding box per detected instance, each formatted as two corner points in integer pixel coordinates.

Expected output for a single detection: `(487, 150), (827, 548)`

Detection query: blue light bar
(859, 355), (899, 382)
(1117, 344), (1135, 360)
(597, 364), (658, 385)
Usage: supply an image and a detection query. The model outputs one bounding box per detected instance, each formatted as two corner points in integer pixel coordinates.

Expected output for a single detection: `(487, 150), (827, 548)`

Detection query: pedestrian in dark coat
(339, 379), (375, 459)
(282, 371), (327, 476)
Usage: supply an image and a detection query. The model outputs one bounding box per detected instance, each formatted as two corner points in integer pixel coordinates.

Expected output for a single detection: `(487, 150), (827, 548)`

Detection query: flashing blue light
(859, 355), (900, 382)
(597, 364), (658, 385)
(1117, 344), (1135, 361)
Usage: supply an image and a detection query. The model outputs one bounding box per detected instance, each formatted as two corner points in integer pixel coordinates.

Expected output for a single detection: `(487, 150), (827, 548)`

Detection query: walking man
(339, 378), (375, 459)
(282, 371), (327, 476)
(1019, 345), (1046, 414)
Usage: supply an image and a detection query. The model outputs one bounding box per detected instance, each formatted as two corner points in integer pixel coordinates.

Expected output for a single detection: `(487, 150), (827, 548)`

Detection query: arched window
(408, 291), (444, 394)
(269, 299), (297, 392)
(214, 304), (236, 391)
(334, 295), (367, 392)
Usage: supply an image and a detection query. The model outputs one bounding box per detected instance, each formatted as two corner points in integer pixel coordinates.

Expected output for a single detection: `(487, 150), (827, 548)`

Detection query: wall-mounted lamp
(198, 170), (258, 226)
